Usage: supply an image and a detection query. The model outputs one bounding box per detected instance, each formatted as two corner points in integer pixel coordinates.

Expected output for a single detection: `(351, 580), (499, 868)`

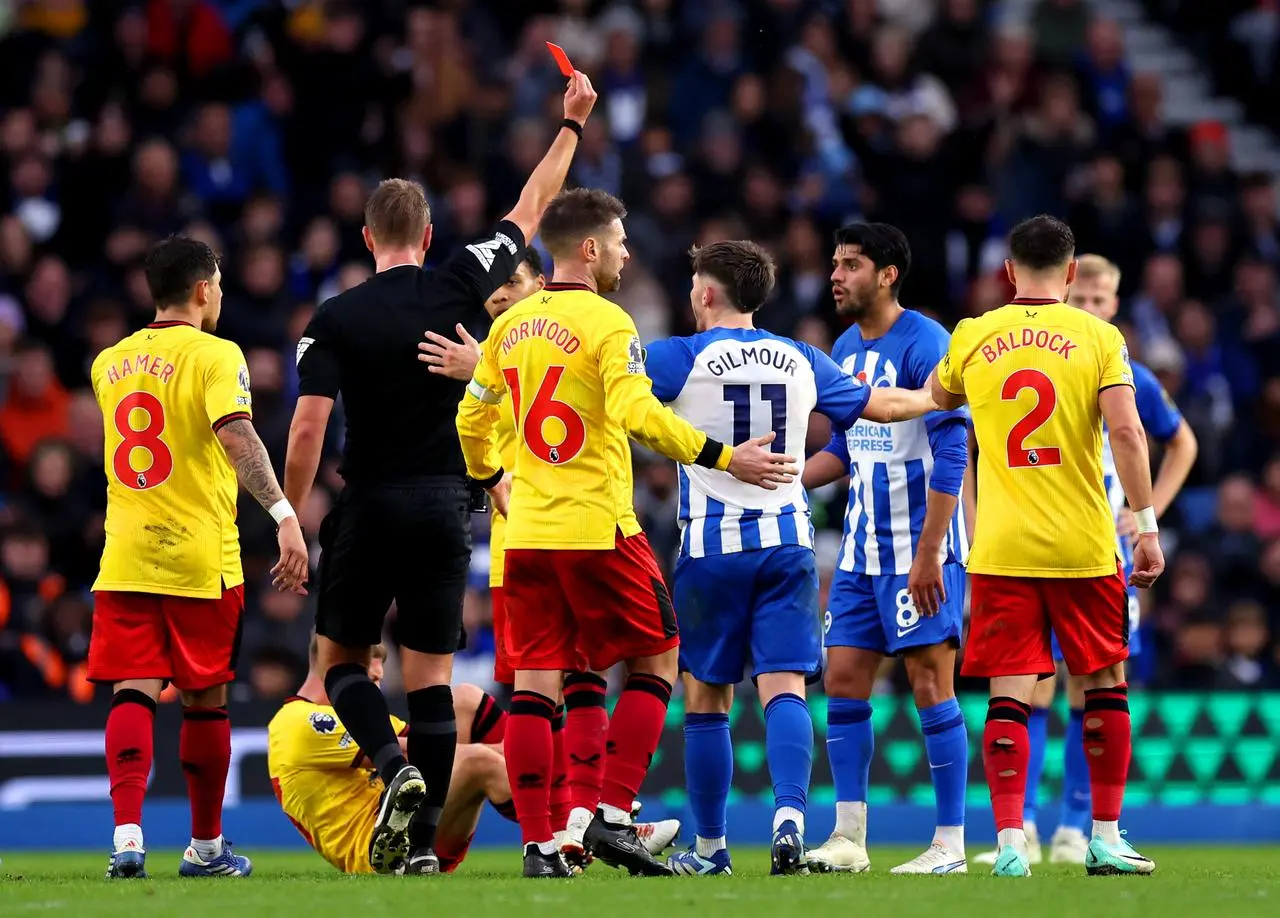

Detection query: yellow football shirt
(935, 299), (1133, 578)
(487, 409), (517, 588)
(267, 696), (407, 875)
(91, 321), (251, 598)
(458, 283), (732, 550)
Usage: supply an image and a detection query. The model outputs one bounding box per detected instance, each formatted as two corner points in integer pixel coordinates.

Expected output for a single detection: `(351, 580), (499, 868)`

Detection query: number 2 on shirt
(1002, 368), (1062, 469)
(112, 391), (174, 489)
(504, 366), (586, 464)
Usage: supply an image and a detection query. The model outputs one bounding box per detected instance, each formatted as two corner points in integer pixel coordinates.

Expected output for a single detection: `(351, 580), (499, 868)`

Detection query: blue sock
(1024, 707), (1050, 825)
(826, 697), (873, 803)
(764, 693), (813, 824)
(918, 698), (967, 828)
(1060, 708), (1091, 833)
(684, 712), (732, 840)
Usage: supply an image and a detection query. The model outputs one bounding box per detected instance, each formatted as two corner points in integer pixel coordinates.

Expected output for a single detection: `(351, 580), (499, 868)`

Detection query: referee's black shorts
(315, 476), (471, 654)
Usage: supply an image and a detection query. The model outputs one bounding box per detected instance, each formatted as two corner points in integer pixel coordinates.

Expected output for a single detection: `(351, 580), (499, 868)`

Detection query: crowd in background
(1, 0), (1278, 703)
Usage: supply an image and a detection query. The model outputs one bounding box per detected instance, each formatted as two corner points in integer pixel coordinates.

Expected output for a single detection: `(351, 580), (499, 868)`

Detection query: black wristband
(561, 118), (584, 140)
(693, 438), (727, 469)
(474, 468), (505, 491)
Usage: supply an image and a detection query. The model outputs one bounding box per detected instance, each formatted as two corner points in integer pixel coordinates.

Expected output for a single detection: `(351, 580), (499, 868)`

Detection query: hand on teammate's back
(1129, 533), (1164, 589)
(419, 323), (481, 380)
(563, 70), (597, 124)
(272, 517), (310, 595)
(726, 432), (798, 490)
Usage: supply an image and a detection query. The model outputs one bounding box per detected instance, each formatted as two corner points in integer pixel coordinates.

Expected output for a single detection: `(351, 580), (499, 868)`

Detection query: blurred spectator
(0, 341), (70, 469)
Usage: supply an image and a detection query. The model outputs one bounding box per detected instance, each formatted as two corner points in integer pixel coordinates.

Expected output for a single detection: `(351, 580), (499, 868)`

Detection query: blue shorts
(1053, 590), (1141, 660)
(825, 563), (966, 656)
(673, 544), (821, 685)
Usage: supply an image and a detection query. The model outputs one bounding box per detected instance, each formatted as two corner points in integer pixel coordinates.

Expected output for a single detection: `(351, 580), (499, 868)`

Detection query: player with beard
(455, 188), (795, 877)
(90, 235), (309, 879)
(803, 224), (972, 875)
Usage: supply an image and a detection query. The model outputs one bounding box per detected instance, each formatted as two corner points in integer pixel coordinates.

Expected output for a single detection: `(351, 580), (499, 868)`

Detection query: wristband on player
(1134, 506), (1158, 534)
(269, 499), (297, 526)
(561, 118), (584, 140)
(475, 468), (505, 491)
(694, 438), (730, 470)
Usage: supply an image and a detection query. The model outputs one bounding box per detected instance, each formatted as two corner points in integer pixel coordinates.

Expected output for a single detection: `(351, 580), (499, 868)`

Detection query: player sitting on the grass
(642, 241), (937, 877)
(974, 255), (1197, 867)
(268, 640), (680, 875)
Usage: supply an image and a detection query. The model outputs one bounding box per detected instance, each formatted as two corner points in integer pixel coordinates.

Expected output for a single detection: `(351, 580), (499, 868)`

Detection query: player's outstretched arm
(1099, 385), (1164, 588)
(860, 386), (939, 423)
(501, 71), (597, 244)
(802, 449), (846, 489)
(456, 348), (510, 516)
(1151, 419), (1197, 518)
(218, 418), (309, 594)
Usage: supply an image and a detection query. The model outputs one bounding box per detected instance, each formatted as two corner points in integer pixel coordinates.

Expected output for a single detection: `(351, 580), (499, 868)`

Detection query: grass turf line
(2, 848), (1278, 918)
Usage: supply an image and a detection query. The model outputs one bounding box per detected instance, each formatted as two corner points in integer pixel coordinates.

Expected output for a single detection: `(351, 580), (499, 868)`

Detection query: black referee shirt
(295, 221), (527, 483)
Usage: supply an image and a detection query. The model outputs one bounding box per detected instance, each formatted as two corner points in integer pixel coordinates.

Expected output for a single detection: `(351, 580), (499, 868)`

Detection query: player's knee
(903, 646), (954, 708)
(823, 665), (870, 700)
(630, 647), (678, 684)
(451, 682), (484, 727)
(1080, 662), (1126, 692)
(181, 684), (227, 708)
(456, 743), (507, 798)
(684, 676), (732, 714)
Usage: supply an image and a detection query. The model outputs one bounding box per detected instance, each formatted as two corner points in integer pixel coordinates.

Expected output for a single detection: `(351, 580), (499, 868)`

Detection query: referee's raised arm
(278, 71), (596, 877)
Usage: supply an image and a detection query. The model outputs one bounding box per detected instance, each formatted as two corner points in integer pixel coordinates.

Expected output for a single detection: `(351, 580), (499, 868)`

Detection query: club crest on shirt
(309, 712), (338, 735)
(627, 336), (645, 374)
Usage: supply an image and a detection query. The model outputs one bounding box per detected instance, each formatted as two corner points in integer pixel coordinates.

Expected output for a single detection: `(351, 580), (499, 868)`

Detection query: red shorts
(963, 563), (1129, 678)
(490, 586), (515, 687)
(88, 585), (245, 692)
(504, 530), (680, 673)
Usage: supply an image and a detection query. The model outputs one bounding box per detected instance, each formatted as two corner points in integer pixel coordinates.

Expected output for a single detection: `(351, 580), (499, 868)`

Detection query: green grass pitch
(3, 848), (1278, 918)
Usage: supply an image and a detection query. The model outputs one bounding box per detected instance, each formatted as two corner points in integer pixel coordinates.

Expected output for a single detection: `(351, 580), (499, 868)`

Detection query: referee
(283, 72), (597, 876)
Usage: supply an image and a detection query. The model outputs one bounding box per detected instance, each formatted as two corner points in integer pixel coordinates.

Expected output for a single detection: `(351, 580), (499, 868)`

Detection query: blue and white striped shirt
(646, 328), (869, 559)
(825, 310), (969, 577)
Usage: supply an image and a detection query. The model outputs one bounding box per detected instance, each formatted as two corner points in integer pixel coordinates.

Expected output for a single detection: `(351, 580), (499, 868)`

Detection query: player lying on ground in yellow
(268, 639), (678, 874)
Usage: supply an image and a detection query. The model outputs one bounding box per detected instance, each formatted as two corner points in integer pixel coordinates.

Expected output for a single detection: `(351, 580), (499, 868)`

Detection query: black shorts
(315, 477), (471, 654)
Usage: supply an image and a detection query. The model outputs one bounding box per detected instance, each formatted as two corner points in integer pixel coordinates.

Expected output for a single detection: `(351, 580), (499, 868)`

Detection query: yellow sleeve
(597, 315), (732, 471)
(1098, 323), (1135, 391)
(456, 339), (506, 481)
(935, 318), (973, 395)
(389, 716), (409, 737)
(205, 340), (253, 430)
(287, 709), (366, 769)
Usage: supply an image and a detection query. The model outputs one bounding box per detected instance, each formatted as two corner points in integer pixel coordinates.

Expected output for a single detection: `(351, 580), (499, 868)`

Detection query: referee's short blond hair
(1075, 254), (1121, 288)
(364, 178), (430, 248)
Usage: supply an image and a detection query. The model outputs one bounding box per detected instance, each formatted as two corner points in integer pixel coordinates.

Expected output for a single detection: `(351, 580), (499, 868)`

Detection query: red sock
(550, 706), (571, 832)
(471, 691), (507, 745)
(1083, 683), (1131, 822)
(180, 706), (231, 840)
(506, 690), (556, 845)
(106, 690), (156, 828)
(983, 697), (1032, 832)
(600, 674), (672, 812)
(563, 672), (608, 813)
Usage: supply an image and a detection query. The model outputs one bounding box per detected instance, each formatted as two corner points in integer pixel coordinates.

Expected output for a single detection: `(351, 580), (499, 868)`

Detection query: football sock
(1083, 684), (1131, 826)
(189, 836), (224, 860)
(563, 672), (608, 814)
(180, 706), (231, 842)
(918, 697), (967, 843)
(599, 673), (672, 812)
(471, 690), (507, 745)
(406, 685), (456, 851)
(1023, 706), (1049, 826)
(550, 706), (571, 833)
(983, 697), (1031, 832)
(764, 693), (811, 835)
(106, 690), (156, 835)
(113, 823), (144, 853)
(684, 712), (732, 842)
(1060, 707), (1092, 833)
(491, 797), (518, 823)
(506, 690), (557, 845)
(325, 662), (405, 786)
(826, 697), (873, 839)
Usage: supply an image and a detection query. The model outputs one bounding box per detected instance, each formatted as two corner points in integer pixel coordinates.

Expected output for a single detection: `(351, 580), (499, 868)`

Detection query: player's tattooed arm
(216, 418), (286, 510)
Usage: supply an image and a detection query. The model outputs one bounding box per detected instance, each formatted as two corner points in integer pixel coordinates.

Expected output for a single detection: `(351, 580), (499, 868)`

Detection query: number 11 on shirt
(723, 384), (787, 454)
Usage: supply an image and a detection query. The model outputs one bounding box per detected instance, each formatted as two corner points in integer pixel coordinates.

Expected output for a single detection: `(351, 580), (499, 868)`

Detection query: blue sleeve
(822, 425), (850, 468)
(905, 318), (969, 433)
(926, 417), (967, 497)
(804, 343), (871, 430)
(1131, 362), (1182, 443)
(643, 337), (695, 404)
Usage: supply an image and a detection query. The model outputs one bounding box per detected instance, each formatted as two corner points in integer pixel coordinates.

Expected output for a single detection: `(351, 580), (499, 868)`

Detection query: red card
(545, 41), (575, 77)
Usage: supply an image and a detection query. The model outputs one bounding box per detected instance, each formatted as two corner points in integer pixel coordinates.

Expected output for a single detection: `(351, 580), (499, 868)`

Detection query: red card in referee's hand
(546, 41), (575, 77)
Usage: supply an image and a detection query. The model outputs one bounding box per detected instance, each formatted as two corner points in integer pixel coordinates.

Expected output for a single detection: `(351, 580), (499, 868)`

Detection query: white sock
(773, 806), (804, 835)
(113, 823), (143, 852)
(536, 839), (558, 856)
(1092, 820), (1121, 845)
(565, 806), (593, 844)
(189, 835), (223, 860)
(934, 825), (964, 855)
(997, 827), (1026, 852)
(834, 801), (867, 845)
(599, 803), (632, 826)
(695, 835), (726, 857)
